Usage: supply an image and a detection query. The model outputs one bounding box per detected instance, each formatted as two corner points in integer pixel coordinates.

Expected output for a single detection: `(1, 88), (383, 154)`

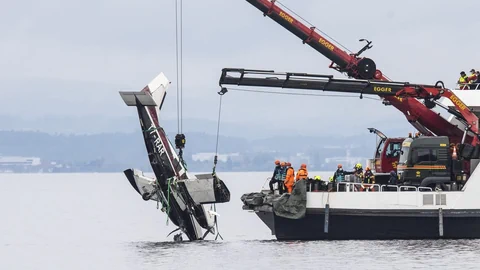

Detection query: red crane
(243, 0), (471, 144)
(219, 68), (479, 145)
(218, 68), (480, 181)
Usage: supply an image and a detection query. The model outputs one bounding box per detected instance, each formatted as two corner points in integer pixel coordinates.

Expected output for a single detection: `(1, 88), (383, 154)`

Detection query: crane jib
(219, 68), (438, 97)
(219, 67), (479, 143)
(246, 0), (351, 68)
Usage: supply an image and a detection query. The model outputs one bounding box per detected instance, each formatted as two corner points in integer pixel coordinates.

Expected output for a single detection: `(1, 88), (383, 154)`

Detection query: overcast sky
(1, 0), (479, 136)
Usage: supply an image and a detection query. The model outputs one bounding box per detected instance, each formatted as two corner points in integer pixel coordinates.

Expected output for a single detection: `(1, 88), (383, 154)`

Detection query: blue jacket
(279, 166), (287, 181)
(333, 169), (345, 182)
(272, 165), (282, 180)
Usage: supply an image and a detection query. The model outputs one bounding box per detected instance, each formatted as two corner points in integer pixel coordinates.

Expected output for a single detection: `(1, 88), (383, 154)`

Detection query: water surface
(1, 172), (478, 269)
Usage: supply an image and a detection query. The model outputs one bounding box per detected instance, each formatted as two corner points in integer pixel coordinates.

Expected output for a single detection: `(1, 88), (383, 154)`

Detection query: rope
(180, 0), (183, 133)
(215, 96), (223, 156)
(175, 0), (180, 134)
(225, 87), (381, 101)
(174, 0), (184, 134)
(212, 95), (223, 175)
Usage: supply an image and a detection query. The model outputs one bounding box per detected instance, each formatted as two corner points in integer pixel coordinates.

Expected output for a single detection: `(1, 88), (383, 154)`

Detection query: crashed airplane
(119, 72), (230, 241)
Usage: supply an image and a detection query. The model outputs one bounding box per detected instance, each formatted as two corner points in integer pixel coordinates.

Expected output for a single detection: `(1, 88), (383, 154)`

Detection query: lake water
(1, 172), (479, 269)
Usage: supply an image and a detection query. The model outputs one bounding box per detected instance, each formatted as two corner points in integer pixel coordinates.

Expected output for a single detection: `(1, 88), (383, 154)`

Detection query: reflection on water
(129, 239), (480, 270)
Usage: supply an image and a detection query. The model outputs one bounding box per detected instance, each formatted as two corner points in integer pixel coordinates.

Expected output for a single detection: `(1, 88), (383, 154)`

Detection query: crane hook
(356, 39), (373, 57)
(435, 80), (445, 89)
(218, 87), (228, 95)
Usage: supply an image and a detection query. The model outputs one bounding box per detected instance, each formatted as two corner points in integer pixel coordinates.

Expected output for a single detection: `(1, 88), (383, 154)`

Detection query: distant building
(0, 156), (42, 173)
(0, 156), (41, 166)
(324, 149), (368, 170)
(191, 152), (240, 163)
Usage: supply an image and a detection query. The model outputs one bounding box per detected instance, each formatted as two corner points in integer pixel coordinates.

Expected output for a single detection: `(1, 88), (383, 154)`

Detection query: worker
(312, 175), (322, 191)
(468, 69), (478, 87)
(332, 164), (346, 183)
(364, 167), (374, 184)
(269, 160), (282, 194)
(332, 164), (354, 190)
(284, 162), (295, 193)
(388, 170), (398, 185)
(278, 161), (287, 194)
(458, 71), (469, 90)
(365, 177), (376, 192)
(327, 176), (334, 191)
(477, 71), (480, 89)
(353, 163), (364, 183)
(470, 69), (480, 89)
(296, 163), (308, 182)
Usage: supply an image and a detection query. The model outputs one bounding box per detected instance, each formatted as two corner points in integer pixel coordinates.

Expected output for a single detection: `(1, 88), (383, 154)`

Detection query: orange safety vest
(285, 167), (295, 186)
(468, 74), (477, 83)
(296, 168), (308, 181)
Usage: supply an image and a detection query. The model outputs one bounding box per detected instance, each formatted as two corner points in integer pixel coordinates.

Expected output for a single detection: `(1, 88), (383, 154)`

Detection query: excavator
(218, 68), (480, 188)
(230, 0), (475, 179)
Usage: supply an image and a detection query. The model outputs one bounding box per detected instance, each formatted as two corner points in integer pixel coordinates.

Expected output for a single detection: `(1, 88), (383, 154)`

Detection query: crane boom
(245, 0), (381, 80)
(243, 0), (470, 142)
(219, 68), (475, 144)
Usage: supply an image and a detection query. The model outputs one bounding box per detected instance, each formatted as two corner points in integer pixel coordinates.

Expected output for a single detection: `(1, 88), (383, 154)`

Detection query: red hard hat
(275, 160), (280, 165)
(301, 163), (307, 168)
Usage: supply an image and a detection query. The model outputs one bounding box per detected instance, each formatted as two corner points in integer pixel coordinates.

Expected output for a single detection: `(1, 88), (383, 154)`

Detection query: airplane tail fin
(119, 72), (170, 110)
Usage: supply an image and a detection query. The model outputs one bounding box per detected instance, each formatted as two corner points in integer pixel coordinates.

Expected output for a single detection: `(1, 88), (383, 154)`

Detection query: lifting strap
(174, 0), (186, 165)
(209, 88), (227, 241)
(212, 88), (228, 176)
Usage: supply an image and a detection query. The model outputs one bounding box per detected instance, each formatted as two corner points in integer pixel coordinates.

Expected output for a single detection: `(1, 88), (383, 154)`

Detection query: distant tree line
(0, 130), (375, 173)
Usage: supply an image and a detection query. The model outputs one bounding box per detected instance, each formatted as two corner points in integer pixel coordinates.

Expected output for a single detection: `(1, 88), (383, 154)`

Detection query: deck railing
(261, 177), (434, 194)
(455, 83), (480, 90)
(335, 182), (433, 193)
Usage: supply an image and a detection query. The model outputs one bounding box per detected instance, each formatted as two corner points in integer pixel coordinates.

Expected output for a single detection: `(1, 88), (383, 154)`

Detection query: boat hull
(259, 208), (480, 240)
